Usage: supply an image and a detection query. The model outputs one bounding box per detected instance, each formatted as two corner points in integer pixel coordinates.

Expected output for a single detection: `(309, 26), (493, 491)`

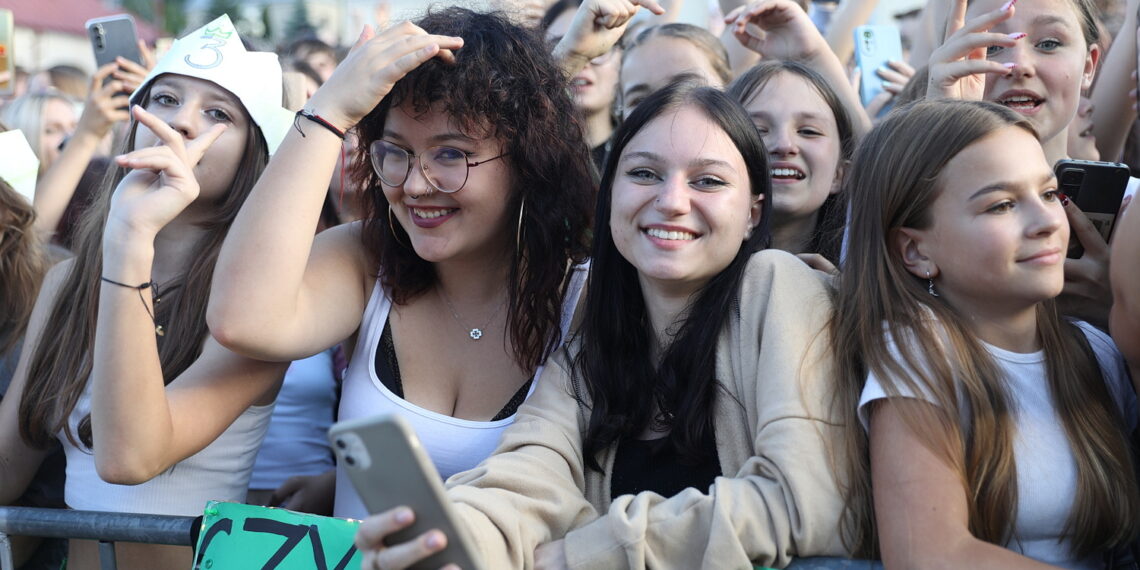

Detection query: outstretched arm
(1110, 200), (1140, 388)
(1088, 0), (1139, 162)
(32, 60), (145, 235)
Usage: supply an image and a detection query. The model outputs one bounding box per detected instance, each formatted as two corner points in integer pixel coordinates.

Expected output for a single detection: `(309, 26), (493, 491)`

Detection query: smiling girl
(928, 0), (1100, 166)
(209, 8), (594, 521)
(728, 60), (855, 267)
(0, 16), (293, 569)
(835, 99), (1139, 567)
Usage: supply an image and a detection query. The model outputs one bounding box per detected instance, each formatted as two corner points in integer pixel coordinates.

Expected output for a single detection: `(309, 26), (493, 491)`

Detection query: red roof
(6, 0), (161, 40)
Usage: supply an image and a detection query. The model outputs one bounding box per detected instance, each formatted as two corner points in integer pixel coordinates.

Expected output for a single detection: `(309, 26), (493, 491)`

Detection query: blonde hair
(0, 91), (77, 173)
(833, 99), (1140, 557)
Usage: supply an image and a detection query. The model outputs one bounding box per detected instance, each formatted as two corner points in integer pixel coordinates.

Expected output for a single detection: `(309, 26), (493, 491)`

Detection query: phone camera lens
(335, 438), (346, 449)
(1061, 170), (1084, 187)
(345, 455), (356, 466)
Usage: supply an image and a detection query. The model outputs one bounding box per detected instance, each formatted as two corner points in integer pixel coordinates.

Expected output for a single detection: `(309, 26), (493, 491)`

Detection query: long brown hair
(834, 99), (1139, 557)
(726, 61), (855, 263)
(0, 178), (48, 356)
(18, 81), (269, 449)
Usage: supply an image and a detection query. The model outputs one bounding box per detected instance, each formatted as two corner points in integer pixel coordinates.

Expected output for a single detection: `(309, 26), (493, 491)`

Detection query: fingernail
(1001, 0), (1016, 11)
(426, 532), (444, 549)
(1007, 32), (1026, 40)
(1003, 62), (1017, 69)
(1059, 192), (1071, 206)
(395, 508), (413, 524)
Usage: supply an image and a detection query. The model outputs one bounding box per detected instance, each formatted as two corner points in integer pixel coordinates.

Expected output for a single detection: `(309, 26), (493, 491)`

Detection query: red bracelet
(295, 110), (346, 140)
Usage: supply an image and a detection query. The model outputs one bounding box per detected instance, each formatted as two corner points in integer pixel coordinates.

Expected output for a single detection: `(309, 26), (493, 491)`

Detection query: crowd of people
(0, 0), (1138, 568)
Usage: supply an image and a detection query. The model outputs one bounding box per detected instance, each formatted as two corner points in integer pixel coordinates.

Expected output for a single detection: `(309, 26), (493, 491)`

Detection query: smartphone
(854, 25), (903, 110)
(328, 415), (485, 570)
(1054, 159), (1131, 257)
(0, 9), (13, 97)
(86, 15), (142, 70)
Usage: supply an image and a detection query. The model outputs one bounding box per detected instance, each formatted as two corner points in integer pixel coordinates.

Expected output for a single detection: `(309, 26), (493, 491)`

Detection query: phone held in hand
(1054, 159), (1131, 258)
(328, 414), (485, 570)
(853, 25), (903, 111)
(86, 15), (142, 70)
(0, 9), (13, 97)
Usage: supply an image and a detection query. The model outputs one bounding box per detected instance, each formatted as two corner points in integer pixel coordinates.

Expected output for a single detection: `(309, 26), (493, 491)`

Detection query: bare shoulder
(313, 221), (374, 293)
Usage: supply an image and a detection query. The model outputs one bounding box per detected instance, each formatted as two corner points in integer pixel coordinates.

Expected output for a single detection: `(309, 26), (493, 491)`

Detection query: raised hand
(77, 63), (132, 139)
(926, 0), (1020, 100)
(108, 105), (226, 237)
(555, 0), (665, 72)
(305, 23), (464, 134)
(724, 0), (824, 62)
(855, 59), (917, 118)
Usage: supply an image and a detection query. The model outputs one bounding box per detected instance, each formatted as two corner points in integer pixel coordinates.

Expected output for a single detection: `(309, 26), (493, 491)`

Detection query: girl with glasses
(210, 8), (595, 520)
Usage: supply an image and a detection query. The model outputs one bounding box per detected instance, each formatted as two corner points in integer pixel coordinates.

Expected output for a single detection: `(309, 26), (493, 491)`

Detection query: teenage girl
(208, 8), (595, 521)
(727, 60), (855, 268)
(835, 98), (1139, 567)
(0, 17), (290, 569)
(354, 81), (849, 570)
(929, 0), (1115, 328)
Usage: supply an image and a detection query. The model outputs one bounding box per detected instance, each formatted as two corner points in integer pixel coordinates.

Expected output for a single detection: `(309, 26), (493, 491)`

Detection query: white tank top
(333, 265), (587, 520)
(63, 379), (274, 516)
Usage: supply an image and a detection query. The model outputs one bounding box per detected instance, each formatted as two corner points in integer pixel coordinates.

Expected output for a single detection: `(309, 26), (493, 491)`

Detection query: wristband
(295, 110), (346, 140)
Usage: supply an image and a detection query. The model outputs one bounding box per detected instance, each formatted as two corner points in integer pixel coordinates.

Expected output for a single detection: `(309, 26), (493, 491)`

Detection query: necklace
(437, 287), (508, 341)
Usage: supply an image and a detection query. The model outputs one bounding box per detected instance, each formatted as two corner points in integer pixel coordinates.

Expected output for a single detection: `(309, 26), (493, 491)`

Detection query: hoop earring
(926, 270), (939, 297)
(388, 205), (409, 249)
(515, 199), (526, 260)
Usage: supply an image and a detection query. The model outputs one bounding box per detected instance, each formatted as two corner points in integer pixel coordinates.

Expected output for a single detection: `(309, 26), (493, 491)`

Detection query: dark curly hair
(351, 7), (595, 372)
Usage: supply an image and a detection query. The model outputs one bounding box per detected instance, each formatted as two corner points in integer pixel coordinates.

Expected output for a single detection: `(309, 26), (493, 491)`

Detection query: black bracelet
(295, 110), (346, 140)
(100, 276), (165, 336)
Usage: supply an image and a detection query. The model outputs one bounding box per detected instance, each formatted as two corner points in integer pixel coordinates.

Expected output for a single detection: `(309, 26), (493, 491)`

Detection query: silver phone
(328, 415), (485, 570)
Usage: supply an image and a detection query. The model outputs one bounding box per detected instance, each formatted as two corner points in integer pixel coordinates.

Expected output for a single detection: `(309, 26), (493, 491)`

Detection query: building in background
(5, 0), (160, 73)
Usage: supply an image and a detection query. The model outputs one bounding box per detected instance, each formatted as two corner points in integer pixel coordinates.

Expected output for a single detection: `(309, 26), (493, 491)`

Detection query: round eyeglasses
(369, 140), (509, 193)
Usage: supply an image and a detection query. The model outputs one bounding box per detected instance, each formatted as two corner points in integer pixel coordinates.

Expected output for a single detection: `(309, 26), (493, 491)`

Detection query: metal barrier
(0, 506), (196, 570)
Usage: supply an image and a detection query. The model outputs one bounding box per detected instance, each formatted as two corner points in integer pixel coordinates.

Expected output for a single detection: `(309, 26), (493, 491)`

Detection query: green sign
(192, 501), (363, 569)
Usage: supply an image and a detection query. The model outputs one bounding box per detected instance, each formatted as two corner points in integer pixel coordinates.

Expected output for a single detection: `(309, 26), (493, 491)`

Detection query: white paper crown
(130, 15), (293, 155)
(0, 130), (40, 202)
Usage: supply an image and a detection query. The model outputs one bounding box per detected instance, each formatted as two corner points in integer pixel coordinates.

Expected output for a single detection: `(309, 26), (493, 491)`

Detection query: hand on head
(305, 22), (464, 134)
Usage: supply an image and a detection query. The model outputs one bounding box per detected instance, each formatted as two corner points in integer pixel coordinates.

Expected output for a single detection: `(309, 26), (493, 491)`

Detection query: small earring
(388, 205), (409, 248)
(926, 270), (939, 297)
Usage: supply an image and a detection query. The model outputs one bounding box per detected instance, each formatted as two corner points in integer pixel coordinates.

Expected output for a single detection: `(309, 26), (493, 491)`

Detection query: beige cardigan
(446, 250), (847, 569)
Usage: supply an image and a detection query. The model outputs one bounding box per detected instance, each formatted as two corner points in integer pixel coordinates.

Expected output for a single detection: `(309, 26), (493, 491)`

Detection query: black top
(610, 432), (722, 500)
(373, 319), (532, 421)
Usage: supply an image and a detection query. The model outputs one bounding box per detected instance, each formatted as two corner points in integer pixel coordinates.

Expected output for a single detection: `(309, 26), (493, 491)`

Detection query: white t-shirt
(858, 321), (1135, 569)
